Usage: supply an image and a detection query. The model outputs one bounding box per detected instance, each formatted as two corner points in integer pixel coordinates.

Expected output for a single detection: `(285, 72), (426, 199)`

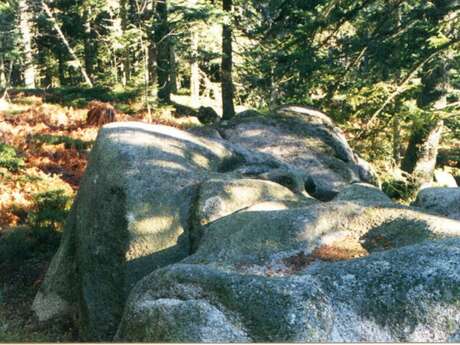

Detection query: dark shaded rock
(197, 106), (219, 124)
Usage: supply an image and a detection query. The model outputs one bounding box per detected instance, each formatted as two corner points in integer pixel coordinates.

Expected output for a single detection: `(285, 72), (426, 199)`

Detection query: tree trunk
(418, 59), (448, 109)
(154, 0), (171, 103)
(1, 60), (13, 99)
(18, 0), (36, 88)
(57, 49), (66, 86)
(391, 0), (402, 165)
(148, 43), (157, 87)
(0, 56), (5, 87)
(83, 6), (96, 80)
(401, 120), (444, 185)
(38, 48), (53, 87)
(120, 0), (130, 86)
(392, 115), (402, 164)
(190, 29), (200, 107)
(42, 1), (93, 87)
(221, 0), (235, 120)
(169, 42), (178, 93)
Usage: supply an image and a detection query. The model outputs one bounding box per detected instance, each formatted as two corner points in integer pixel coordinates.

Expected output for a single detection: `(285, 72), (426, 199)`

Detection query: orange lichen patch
(311, 244), (368, 261)
(283, 243), (369, 273)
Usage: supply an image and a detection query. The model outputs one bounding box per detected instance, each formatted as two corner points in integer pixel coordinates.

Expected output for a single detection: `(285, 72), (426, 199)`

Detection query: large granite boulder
(34, 107), (460, 342)
(334, 183), (392, 205)
(217, 106), (377, 200)
(32, 109), (346, 340)
(32, 123), (235, 340)
(117, 239), (460, 342)
(412, 187), (460, 220)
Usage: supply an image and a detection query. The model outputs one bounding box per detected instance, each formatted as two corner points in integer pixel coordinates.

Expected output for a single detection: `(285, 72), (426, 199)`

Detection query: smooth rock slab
(434, 170), (458, 187)
(196, 178), (314, 226)
(186, 200), (460, 269)
(334, 183), (392, 205)
(116, 239), (460, 342)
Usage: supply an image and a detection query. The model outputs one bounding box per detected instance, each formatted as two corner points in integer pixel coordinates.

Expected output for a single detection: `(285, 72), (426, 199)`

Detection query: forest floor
(0, 89), (201, 341)
(0, 89), (458, 341)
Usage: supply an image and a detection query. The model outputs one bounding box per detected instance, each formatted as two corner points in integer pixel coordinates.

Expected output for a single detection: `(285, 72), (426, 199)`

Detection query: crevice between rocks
(187, 182), (205, 255)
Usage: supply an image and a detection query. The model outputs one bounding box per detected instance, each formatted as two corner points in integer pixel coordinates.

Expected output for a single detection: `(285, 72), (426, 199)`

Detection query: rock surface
(217, 107), (377, 200)
(184, 200), (460, 270)
(413, 187), (460, 221)
(433, 170), (458, 187)
(34, 107), (460, 342)
(117, 239), (460, 342)
(334, 183), (392, 204)
(32, 122), (234, 340)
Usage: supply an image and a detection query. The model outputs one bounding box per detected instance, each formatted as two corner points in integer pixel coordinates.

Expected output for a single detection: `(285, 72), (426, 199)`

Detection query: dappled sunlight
(127, 213), (176, 238)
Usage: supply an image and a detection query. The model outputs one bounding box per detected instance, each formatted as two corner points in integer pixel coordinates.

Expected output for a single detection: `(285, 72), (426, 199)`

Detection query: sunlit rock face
(412, 187), (460, 221)
(32, 122), (235, 340)
(33, 108), (460, 342)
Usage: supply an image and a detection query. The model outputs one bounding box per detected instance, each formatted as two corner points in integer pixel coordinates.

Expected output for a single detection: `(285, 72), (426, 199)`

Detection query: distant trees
(0, 0), (17, 90)
(189, 0), (200, 107)
(221, 0), (235, 119)
(42, 1), (93, 87)
(1, 0), (459, 159)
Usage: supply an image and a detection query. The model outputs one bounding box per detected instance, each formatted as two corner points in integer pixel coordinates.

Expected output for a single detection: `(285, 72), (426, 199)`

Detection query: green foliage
(7, 87), (143, 108)
(26, 190), (72, 232)
(0, 190), (71, 268)
(0, 227), (41, 267)
(0, 1), (20, 64)
(382, 177), (419, 203)
(0, 144), (24, 172)
(3, 0), (460, 180)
